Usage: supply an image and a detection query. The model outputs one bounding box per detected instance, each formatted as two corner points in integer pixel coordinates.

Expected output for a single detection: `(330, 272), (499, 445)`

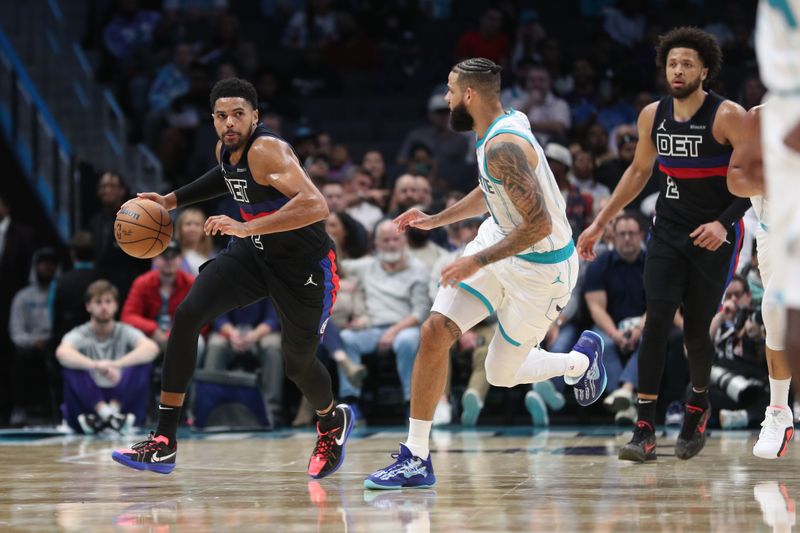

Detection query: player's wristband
(173, 166), (228, 208)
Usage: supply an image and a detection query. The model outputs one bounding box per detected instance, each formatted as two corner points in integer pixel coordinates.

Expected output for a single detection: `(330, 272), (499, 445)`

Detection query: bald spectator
(387, 174), (419, 217)
(510, 66), (571, 145)
(337, 220), (431, 419)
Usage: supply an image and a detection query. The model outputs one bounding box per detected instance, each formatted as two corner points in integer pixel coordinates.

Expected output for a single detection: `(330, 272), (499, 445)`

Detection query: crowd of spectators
(1, 0), (779, 432)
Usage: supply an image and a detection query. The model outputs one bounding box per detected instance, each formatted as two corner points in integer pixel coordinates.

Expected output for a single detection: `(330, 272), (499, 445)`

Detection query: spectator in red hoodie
(121, 241), (203, 357)
(454, 8), (510, 69)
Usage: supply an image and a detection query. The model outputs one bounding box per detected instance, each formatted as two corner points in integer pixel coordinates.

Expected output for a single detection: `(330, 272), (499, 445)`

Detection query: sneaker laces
(312, 427), (338, 460)
(759, 409), (789, 441)
(131, 432), (167, 453)
(679, 405), (705, 440)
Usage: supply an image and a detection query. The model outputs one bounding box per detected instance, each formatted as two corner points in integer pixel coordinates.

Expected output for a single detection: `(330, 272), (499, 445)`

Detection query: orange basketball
(114, 199), (173, 259)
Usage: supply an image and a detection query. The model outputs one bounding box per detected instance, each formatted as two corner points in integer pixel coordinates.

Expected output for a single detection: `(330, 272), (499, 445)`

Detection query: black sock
(317, 406), (341, 432)
(688, 388), (709, 410)
(155, 403), (181, 446)
(637, 399), (656, 427)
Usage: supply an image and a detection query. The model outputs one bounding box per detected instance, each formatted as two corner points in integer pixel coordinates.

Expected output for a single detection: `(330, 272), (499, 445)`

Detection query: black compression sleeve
(173, 166), (228, 208)
(717, 197), (752, 228)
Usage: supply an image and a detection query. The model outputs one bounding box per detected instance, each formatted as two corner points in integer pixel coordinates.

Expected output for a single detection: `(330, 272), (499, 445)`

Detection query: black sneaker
(308, 404), (355, 479)
(78, 413), (108, 434)
(618, 420), (657, 462)
(112, 433), (177, 474)
(675, 402), (711, 460)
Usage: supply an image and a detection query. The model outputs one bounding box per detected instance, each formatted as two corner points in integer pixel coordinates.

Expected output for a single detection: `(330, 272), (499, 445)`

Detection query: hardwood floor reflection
(0, 427), (796, 532)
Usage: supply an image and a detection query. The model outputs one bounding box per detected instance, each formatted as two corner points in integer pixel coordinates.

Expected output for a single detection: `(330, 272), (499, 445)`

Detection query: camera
(710, 366), (763, 403)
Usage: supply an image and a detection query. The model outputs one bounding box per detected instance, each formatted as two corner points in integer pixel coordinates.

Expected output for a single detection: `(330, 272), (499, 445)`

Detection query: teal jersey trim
(457, 281), (495, 314)
(475, 112), (511, 148)
(516, 240), (575, 264)
(498, 322), (521, 347)
(457, 281), (521, 346)
(759, 221), (769, 232)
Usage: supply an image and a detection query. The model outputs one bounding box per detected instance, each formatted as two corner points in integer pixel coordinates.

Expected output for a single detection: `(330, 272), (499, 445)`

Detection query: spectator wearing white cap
(545, 143), (594, 238)
(396, 93), (471, 166)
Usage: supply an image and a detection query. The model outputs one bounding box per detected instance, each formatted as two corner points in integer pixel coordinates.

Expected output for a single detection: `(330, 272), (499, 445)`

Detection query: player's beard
(221, 122), (255, 151)
(449, 102), (475, 132)
(670, 76), (702, 100)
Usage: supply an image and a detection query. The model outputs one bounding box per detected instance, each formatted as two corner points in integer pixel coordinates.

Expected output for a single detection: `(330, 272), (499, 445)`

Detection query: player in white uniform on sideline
(756, 0), (800, 384)
(728, 105), (794, 459)
(363, 58), (607, 490)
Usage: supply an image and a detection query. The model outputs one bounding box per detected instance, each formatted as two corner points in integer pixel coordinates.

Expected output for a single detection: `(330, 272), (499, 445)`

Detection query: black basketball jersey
(650, 92), (735, 230)
(219, 124), (330, 261)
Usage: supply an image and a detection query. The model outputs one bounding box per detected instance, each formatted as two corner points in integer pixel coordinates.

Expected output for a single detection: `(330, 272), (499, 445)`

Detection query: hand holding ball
(114, 199), (173, 259)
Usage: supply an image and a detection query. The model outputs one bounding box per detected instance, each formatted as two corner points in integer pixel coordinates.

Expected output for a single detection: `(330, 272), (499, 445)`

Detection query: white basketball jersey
(756, 0), (800, 94)
(475, 110), (573, 257)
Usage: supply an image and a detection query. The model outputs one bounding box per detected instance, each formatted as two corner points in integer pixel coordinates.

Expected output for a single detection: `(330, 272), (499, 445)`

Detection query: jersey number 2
(666, 176), (680, 199)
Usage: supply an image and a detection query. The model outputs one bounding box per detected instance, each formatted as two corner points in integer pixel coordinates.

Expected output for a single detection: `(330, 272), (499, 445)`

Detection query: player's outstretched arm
(205, 137), (328, 238)
(576, 103), (659, 260)
(394, 186), (487, 232)
(727, 105), (764, 198)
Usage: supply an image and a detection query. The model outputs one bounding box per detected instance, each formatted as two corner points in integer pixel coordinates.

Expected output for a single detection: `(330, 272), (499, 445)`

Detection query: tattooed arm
(474, 136), (552, 266)
(439, 134), (553, 287)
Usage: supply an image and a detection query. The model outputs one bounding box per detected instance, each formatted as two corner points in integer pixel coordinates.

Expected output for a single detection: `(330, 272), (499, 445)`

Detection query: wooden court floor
(0, 426), (797, 532)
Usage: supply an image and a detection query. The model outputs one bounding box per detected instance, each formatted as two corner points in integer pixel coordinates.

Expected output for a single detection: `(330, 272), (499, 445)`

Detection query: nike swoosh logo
(644, 443), (655, 454)
(151, 451), (176, 463)
(335, 409), (348, 446)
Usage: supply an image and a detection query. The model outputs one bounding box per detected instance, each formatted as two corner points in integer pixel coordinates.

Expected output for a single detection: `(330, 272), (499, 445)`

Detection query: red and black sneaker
(308, 404), (354, 479)
(112, 433), (177, 474)
(675, 402), (711, 460)
(619, 420), (657, 462)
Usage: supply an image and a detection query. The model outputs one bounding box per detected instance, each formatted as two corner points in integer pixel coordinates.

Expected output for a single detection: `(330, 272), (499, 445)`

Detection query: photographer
(708, 274), (769, 429)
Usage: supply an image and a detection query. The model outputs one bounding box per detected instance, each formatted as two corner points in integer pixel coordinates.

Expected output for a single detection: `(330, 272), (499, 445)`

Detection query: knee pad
(762, 287), (787, 351)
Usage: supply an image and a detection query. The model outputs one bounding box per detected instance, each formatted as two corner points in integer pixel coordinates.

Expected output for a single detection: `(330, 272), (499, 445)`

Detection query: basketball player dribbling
(364, 58), (607, 490)
(111, 78), (354, 479)
(577, 27), (751, 462)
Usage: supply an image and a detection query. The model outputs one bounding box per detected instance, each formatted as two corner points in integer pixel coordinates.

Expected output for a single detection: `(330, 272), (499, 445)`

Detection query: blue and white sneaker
(364, 444), (436, 490)
(568, 330), (607, 406)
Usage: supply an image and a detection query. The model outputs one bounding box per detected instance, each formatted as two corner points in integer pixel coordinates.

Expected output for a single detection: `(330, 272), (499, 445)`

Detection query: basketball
(114, 199), (173, 259)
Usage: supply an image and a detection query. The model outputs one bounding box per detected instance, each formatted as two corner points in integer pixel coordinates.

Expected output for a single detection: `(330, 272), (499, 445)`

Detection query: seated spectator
(570, 149), (610, 216)
(362, 150), (389, 191)
(454, 7), (510, 68)
(709, 275), (770, 429)
(305, 154), (331, 186)
(56, 280), (159, 434)
(175, 208), (215, 276)
(386, 174), (420, 217)
(510, 66), (571, 145)
(52, 231), (102, 346)
(545, 143), (593, 238)
(337, 220), (431, 418)
(8, 248), (59, 425)
(584, 123), (615, 167)
(102, 0), (162, 62)
(329, 144), (353, 181)
(397, 95), (471, 166)
(147, 42), (194, 113)
(121, 241), (201, 356)
(325, 212), (368, 260)
(500, 58), (536, 109)
(342, 167), (386, 231)
(584, 214), (646, 424)
(88, 171), (148, 301)
(564, 58), (598, 131)
(596, 131), (637, 191)
(204, 299), (285, 426)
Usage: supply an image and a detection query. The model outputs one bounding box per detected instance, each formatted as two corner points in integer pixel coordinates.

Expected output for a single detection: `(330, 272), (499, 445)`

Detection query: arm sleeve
(717, 197), (752, 229)
(173, 166), (229, 208)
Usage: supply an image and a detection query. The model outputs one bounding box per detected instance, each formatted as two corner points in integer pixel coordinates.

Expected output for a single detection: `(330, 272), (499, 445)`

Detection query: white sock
(514, 348), (589, 383)
(405, 418), (432, 459)
(769, 376), (791, 408)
